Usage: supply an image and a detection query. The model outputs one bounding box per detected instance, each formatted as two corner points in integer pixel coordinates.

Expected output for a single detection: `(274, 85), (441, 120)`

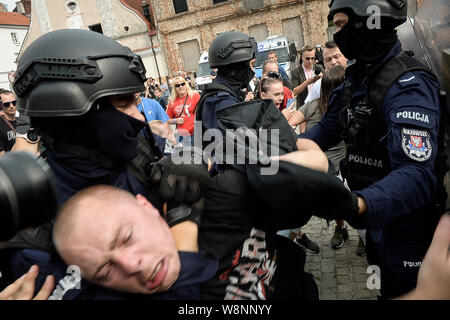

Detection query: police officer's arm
(247, 160), (359, 229)
(354, 71), (440, 228)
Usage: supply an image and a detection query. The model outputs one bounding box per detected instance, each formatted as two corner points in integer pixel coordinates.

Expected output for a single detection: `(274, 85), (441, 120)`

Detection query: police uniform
(200, 75), (242, 132)
(302, 41), (441, 299)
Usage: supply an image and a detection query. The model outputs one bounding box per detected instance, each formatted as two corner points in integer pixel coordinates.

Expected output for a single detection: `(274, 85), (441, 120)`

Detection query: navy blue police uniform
(200, 75), (243, 132)
(301, 41), (441, 299)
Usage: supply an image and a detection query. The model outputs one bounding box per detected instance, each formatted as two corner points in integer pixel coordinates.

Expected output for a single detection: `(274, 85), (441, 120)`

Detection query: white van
(254, 35), (297, 78)
(195, 51), (212, 91)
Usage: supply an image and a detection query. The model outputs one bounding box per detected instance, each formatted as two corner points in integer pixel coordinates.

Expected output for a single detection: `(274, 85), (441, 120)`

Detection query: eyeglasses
(3, 100), (17, 108)
(304, 57), (315, 61)
(175, 83), (186, 88)
(267, 71), (281, 79)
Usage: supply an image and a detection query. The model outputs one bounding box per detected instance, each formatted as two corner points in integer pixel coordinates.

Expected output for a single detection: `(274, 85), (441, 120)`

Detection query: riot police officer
(196, 31), (258, 134)
(2, 29), (211, 300)
(301, 0), (444, 299)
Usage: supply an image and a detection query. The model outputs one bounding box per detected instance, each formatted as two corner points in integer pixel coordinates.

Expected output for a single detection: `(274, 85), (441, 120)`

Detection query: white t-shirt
(304, 78), (322, 104)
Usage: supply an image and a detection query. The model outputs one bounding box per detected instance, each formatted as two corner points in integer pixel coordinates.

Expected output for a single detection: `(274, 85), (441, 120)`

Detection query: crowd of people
(0, 0), (449, 302)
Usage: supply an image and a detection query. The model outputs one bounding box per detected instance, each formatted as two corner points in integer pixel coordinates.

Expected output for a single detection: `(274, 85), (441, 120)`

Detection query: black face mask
(218, 62), (255, 90)
(334, 21), (398, 64)
(87, 101), (146, 163)
(48, 100), (146, 164)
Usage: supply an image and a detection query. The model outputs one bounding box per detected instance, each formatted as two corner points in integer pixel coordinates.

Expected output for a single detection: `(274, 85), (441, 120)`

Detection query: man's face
(268, 53), (277, 62)
(1, 93), (17, 117)
(154, 89), (162, 98)
(323, 46), (347, 70)
(263, 62), (279, 75)
(301, 50), (315, 69)
(108, 93), (145, 122)
(333, 12), (349, 32)
(59, 194), (180, 294)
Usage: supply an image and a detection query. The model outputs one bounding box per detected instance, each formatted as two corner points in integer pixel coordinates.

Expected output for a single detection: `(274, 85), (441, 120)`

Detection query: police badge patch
(401, 128), (432, 162)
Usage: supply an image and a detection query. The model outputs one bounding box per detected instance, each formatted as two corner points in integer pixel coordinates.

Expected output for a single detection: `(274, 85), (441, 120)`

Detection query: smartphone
(287, 98), (296, 110)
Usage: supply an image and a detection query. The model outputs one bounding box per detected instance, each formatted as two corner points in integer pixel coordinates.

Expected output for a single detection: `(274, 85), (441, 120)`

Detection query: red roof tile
(0, 11), (30, 26)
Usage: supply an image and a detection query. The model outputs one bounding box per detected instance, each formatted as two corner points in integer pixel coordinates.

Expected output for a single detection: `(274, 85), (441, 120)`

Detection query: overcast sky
(1, 0), (19, 11)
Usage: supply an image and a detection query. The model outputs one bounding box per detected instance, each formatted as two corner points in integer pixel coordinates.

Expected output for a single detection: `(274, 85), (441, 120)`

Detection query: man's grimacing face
(58, 194), (180, 294)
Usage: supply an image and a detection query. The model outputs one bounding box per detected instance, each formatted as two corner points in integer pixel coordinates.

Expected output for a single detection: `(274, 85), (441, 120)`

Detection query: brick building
(18, 0), (167, 79)
(152, 0), (332, 75)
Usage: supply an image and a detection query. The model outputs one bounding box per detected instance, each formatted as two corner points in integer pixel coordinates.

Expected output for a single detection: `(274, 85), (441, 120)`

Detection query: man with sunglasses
(290, 45), (322, 109)
(0, 90), (20, 154)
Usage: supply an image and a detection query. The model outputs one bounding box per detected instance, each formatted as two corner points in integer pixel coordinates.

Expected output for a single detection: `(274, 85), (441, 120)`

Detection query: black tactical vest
(338, 51), (442, 191)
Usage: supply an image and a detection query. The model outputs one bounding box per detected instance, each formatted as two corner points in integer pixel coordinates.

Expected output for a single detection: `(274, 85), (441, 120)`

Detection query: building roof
(0, 11), (30, 26)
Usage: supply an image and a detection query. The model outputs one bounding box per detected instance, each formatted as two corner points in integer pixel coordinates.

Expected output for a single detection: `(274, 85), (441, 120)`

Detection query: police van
(195, 51), (212, 91)
(254, 35), (297, 78)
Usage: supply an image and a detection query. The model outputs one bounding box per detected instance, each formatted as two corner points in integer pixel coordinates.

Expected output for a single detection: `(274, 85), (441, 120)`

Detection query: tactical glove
(151, 147), (211, 204)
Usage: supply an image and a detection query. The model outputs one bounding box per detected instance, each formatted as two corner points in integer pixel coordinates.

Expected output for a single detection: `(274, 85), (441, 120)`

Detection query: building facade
(152, 0), (331, 75)
(0, 10), (29, 90)
(19, 0), (168, 79)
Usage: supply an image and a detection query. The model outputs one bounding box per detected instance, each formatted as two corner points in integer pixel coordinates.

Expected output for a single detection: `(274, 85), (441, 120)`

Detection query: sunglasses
(175, 83), (186, 88)
(304, 57), (315, 61)
(267, 71), (281, 79)
(3, 100), (17, 108)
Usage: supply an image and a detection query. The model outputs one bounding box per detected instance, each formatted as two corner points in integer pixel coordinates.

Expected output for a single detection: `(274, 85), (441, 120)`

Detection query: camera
(0, 152), (57, 241)
(314, 64), (323, 76)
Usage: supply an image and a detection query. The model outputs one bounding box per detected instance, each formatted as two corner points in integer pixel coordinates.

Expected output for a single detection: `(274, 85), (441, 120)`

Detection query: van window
(255, 47), (289, 67)
(198, 62), (211, 77)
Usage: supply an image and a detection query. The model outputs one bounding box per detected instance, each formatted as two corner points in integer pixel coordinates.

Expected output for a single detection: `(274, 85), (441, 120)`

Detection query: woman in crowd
(166, 75), (200, 147)
(287, 65), (346, 173)
(258, 76), (296, 122)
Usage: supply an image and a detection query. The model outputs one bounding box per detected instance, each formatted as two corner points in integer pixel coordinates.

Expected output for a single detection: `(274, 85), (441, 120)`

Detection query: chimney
(16, 1), (25, 14)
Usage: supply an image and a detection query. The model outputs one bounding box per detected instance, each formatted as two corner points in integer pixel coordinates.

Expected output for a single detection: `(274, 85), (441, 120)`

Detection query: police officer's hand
(151, 146), (211, 205)
(0, 265), (54, 300)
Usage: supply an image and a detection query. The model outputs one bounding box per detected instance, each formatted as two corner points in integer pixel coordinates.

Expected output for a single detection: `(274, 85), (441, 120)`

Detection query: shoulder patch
(401, 128), (432, 162)
(397, 72), (420, 89)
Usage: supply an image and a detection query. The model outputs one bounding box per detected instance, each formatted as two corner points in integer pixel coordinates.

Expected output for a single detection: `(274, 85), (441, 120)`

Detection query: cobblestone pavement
(300, 216), (380, 300)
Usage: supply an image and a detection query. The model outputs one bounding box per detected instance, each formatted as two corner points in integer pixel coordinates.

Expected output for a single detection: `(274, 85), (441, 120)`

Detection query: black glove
(151, 147), (211, 204)
(314, 189), (367, 230)
(164, 198), (204, 227)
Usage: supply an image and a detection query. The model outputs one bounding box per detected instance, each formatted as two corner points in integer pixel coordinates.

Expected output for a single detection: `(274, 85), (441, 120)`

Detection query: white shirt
(305, 78), (322, 103)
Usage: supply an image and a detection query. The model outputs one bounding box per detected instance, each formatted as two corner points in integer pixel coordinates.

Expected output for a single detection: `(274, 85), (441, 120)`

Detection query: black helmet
(209, 31), (257, 68)
(328, 0), (407, 29)
(13, 29), (146, 117)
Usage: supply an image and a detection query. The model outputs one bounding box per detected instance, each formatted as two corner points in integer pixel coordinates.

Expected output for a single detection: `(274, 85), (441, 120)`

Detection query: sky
(1, 0), (19, 11)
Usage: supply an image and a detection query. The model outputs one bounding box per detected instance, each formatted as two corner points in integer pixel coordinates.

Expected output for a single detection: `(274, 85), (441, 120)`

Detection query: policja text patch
(401, 128), (432, 162)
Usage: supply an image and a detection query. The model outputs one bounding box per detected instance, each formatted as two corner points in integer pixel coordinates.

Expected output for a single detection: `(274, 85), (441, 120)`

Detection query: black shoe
(356, 237), (366, 256)
(295, 234), (320, 253)
(330, 225), (349, 249)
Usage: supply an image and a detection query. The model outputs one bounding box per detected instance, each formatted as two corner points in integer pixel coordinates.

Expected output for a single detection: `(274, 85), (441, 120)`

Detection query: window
(89, 24), (103, 34)
(11, 33), (19, 44)
(66, 1), (77, 13)
(213, 0), (228, 3)
(243, 0), (263, 10)
(173, 0), (188, 14)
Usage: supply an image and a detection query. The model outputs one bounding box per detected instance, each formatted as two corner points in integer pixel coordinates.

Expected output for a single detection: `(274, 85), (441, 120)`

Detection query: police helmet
(328, 0), (407, 29)
(13, 29), (146, 117)
(209, 31), (258, 68)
